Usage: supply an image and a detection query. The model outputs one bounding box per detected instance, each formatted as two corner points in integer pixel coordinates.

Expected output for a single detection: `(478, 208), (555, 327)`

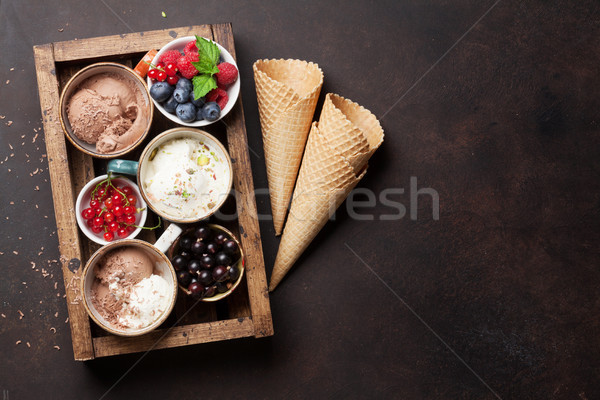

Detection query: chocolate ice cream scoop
(59, 63), (153, 158)
(94, 246), (154, 286)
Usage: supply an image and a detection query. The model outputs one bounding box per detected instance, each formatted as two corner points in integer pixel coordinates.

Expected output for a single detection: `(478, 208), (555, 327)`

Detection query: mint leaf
(192, 60), (219, 75)
(195, 35), (220, 65)
(192, 74), (217, 99)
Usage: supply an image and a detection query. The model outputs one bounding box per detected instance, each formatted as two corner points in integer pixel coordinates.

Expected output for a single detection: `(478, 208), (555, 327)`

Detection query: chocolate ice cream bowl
(148, 36), (240, 127)
(81, 239), (178, 337)
(59, 62), (154, 159)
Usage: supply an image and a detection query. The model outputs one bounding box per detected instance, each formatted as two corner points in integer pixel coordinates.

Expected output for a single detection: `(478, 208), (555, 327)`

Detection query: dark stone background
(0, 1), (598, 399)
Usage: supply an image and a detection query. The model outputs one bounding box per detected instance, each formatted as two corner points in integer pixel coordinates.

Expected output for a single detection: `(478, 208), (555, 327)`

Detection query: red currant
(156, 70), (167, 82)
(104, 231), (114, 242)
(123, 205), (135, 215)
(86, 218), (94, 228)
(167, 75), (179, 86)
(121, 186), (134, 196)
(112, 193), (123, 206)
(104, 197), (114, 210)
(81, 208), (95, 220)
(127, 195), (137, 207)
(116, 214), (126, 223)
(126, 225), (136, 233)
(165, 63), (178, 76)
(89, 199), (101, 209)
(91, 225), (103, 234)
(117, 228), (129, 238)
(104, 212), (115, 223)
(92, 217), (103, 227)
(97, 188), (107, 200)
(156, 62), (165, 69)
(108, 221), (119, 232)
(113, 205), (124, 216)
(125, 214), (136, 225)
(148, 69), (158, 79)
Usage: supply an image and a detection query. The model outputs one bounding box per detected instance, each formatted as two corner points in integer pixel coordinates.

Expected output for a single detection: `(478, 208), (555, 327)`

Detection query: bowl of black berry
(168, 223), (244, 301)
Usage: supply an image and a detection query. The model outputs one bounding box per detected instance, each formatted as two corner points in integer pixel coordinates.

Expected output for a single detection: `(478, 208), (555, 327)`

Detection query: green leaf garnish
(192, 74), (217, 99)
(192, 59), (219, 75)
(195, 36), (220, 65)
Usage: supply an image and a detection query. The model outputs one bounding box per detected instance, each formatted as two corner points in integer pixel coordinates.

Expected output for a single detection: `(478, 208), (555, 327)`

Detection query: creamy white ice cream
(111, 274), (172, 329)
(143, 137), (230, 220)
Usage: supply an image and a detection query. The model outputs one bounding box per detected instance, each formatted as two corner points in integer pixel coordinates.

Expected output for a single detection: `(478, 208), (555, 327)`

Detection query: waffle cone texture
(269, 94), (384, 291)
(253, 59), (324, 235)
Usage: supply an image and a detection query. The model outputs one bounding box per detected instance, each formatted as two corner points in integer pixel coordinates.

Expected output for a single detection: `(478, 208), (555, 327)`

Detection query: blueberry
(173, 87), (191, 104)
(176, 102), (197, 123)
(196, 107), (205, 121)
(189, 91), (205, 108)
(149, 82), (174, 103)
(163, 94), (178, 114)
(202, 102), (221, 122)
(176, 77), (193, 92)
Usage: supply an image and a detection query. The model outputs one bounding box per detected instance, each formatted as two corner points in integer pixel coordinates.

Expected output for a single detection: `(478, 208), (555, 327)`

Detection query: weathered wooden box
(33, 24), (273, 361)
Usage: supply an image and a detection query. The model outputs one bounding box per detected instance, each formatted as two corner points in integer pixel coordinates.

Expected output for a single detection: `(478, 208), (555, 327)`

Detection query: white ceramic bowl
(75, 174), (148, 245)
(147, 36), (240, 127)
(59, 62), (154, 158)
(81, 239), (178, 336)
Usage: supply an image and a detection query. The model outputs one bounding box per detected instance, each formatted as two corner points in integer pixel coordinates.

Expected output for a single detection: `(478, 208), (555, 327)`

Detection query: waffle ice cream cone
(319, 93), (385, 173)
(269, 123), (367, 291)
(269, 94), (384, 291)
(253, 59), (324, 235)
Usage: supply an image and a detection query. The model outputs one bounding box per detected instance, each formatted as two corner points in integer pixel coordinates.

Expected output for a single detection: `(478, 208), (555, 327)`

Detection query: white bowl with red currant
(76, 173), (155, 245)
(146, 35), (240, 126)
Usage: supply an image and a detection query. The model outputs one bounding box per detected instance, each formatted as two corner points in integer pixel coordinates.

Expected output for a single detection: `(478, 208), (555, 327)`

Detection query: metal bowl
(168, 224), (245, 302)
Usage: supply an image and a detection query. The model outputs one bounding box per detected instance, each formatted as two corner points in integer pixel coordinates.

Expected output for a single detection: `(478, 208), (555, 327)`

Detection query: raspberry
(186, 51), (199, 62)
(159, 50), (182, 66)
(206, 88), (229, 110)
(217, 80), (229, 90)
(176, 55), (198, 79)
(183, 40), (198, 55)
(215, 62), (238, 86)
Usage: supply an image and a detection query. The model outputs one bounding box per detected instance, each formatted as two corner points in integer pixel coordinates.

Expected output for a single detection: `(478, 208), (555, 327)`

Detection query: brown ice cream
(91, 246), (154, 328)
(66, 72), (149, 154)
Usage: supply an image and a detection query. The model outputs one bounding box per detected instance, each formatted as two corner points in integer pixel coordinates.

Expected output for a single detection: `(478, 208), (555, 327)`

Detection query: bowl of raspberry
(146, 35), (240, 127)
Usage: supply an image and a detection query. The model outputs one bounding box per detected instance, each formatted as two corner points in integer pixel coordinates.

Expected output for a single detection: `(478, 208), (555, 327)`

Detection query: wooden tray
(33, 24), (273, 361)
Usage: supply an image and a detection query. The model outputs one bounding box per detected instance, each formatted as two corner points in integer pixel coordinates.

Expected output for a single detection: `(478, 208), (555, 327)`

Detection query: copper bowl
(168, 224), (245, 302)
(59, 62), (154, 158)
(80, 239), (178, 336)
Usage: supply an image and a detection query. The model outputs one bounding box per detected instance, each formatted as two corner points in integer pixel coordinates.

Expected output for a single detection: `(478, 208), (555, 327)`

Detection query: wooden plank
(222, 223), (252, 318)
(53, 26), (212, 62)
(92, 317), (254, 357)
(174, 292), (218, 325)
(33, 44), (95, 361)
(212, 23), (274, 338)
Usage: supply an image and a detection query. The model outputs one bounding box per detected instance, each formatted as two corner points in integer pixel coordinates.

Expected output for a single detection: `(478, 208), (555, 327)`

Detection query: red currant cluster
(147, 62), (179, 85)
(80, 176), (142, 242)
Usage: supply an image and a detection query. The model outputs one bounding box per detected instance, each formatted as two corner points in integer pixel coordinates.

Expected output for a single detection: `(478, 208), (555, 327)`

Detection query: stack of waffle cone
(269, 94), (384, 291)
(253, 59), (324, 235)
